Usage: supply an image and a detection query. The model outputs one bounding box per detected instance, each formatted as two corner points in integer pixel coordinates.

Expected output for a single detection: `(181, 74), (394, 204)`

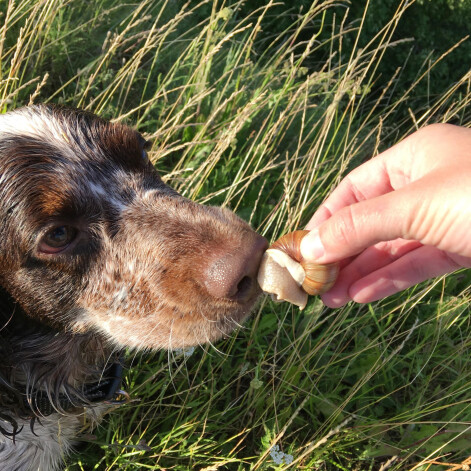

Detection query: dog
(0, 105), (267, 470)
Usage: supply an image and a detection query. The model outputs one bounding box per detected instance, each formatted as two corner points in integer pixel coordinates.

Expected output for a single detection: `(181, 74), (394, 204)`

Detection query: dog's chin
(72, 287), (263, 350)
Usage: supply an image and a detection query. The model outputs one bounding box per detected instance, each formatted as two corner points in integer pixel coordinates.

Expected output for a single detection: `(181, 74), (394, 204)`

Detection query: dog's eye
(39, 226), (78, 254)
(141, 140), (151, 162)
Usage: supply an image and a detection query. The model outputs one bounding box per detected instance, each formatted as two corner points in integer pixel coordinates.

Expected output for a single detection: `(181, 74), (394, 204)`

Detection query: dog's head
(0, 105), (266, 349)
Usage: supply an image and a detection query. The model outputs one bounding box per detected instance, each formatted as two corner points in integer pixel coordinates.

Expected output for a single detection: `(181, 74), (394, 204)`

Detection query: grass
(1, 0), (471, 469)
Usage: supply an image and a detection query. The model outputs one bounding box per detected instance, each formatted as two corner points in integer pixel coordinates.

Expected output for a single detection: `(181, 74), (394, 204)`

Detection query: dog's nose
(204, 234), (268, 301)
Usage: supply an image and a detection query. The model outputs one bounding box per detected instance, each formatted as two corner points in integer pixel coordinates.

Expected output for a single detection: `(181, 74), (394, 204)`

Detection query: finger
(320, 239), (422, 308)
(307, 124), (471, 233)
(301, 185), (417, 264)
(305, 159), (393, 232)
(343, 239), (423, 278)
(306, 134), (418, 231)
(350, 245), (463, 304)
(305, 204), (332, 231)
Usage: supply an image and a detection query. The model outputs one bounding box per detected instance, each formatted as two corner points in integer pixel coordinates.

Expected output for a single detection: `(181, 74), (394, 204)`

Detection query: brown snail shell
(271, 230), (339, 295)
(257, 230), (339, 309)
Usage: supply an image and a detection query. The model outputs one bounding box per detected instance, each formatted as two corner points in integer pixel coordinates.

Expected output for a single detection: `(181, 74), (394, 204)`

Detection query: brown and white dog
(0, 105), (267, 470)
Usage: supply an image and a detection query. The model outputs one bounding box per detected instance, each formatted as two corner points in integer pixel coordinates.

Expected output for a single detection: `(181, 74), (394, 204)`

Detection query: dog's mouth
(71, 230), (268, 350)
(75, 292), (262, 350)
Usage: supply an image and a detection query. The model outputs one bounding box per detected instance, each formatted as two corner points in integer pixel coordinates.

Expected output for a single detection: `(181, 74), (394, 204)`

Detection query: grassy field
(2, 0), (471, 469)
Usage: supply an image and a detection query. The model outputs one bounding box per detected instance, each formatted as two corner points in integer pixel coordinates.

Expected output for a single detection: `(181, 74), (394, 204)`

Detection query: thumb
(300, 191), (414, 263)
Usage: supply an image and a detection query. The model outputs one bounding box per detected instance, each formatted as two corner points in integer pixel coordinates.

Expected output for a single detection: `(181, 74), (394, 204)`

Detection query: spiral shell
(271, 230), (339, 295)
(257, 230), (339, 309)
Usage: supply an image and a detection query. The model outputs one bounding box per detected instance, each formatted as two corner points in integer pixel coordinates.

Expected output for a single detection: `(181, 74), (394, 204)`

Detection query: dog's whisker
(229, 316), (248, 331)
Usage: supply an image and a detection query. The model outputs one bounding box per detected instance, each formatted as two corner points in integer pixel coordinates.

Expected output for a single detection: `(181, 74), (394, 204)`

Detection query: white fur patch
(142, 189), (159, 200)
(88, 181), (107, 196)
(88, 181), (128, 214)
(0, 108), (66, 143)
(113, 287), (128, 303)
(0, 406), (107, 471)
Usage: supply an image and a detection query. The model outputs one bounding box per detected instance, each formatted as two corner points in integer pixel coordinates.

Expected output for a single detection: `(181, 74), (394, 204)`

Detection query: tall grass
(1, 0), (471, 469)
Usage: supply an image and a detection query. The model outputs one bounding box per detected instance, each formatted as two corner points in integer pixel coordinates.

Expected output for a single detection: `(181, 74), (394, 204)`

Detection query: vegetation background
(1, 0), (471, 469)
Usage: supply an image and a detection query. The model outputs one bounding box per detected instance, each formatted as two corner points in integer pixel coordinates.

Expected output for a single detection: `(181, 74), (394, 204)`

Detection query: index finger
(306, 136), (414, 230)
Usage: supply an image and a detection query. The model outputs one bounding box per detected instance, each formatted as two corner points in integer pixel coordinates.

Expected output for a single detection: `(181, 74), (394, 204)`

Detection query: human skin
(299, 123), (471, 308)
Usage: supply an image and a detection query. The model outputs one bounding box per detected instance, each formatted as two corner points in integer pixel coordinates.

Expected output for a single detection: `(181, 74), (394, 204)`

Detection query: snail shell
(257, 230), (339, 309)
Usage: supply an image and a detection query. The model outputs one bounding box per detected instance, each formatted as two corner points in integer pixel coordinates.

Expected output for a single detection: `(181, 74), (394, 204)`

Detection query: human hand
(300, 123), (471, 307)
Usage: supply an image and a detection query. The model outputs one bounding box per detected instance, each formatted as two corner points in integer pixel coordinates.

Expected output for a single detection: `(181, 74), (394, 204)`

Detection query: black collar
(24, 359), (126, 417)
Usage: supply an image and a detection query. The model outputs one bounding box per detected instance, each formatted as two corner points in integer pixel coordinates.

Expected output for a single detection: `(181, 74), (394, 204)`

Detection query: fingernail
(300, 228), (325, 261)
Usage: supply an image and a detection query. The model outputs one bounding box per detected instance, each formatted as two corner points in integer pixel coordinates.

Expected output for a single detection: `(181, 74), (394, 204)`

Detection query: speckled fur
(0, 105), (264, 470)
